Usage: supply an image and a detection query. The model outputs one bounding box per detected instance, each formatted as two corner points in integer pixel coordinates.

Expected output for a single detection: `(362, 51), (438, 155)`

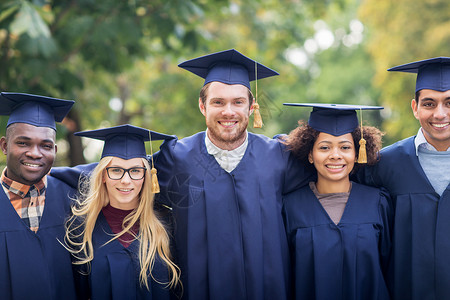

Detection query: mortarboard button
(0, 92), (74, 130)
(388, 57), (450, 92)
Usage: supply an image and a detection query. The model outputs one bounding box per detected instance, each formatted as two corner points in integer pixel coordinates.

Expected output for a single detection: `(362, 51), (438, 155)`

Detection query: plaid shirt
(1, 168), (47, 233)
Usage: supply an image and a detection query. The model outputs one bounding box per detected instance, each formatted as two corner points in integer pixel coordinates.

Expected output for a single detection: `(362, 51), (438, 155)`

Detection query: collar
(204, 129), (249, 157)
(1, 168), (47, 198)
(414, 128), (450, 155)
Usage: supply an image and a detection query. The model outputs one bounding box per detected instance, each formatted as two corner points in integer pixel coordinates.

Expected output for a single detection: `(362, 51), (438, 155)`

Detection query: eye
(16, 141), (27, 146)
(130, 168), (143, 174)
(421, 101), (435, 108)
(42, 144), (54, 150)
(319, 145), (329, 150)
(342, 145), (352, 150)
(110, 168), (123, 174)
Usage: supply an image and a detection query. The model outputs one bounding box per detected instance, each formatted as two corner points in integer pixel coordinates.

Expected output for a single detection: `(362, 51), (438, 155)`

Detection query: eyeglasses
(106, 167), (147, 180)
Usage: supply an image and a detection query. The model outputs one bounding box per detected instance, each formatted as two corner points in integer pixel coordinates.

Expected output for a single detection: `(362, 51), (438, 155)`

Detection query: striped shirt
(1, 168), (47, 233)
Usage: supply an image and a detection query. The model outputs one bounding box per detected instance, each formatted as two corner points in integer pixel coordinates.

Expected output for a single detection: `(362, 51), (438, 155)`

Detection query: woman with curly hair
(64, 124), (180, 299)
(282, 103), (392, 300)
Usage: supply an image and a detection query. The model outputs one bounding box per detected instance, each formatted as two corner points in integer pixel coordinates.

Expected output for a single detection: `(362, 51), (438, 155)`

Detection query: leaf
(9, 2), (50, 38)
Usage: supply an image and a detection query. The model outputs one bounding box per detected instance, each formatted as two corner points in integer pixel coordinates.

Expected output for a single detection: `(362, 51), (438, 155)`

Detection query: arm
(50, 163), (97, 189)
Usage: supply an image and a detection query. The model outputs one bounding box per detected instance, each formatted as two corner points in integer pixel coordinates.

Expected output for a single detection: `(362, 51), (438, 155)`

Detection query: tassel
(253, 102), (263, 128)
(150, 167), (160, 194)
(358, 137), (367, 164)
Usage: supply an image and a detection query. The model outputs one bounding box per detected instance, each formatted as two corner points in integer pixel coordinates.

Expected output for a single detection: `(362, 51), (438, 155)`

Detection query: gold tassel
(253, 102), (263, 128)
(358, 138), (367, 164)
(253, 61), (263, 128)
(150, 167), (160, 194)
(357, 108), (367, 164)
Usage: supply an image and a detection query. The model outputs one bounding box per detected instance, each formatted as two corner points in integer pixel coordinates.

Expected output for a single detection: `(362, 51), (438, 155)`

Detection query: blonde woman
(65, 124), (180, 299)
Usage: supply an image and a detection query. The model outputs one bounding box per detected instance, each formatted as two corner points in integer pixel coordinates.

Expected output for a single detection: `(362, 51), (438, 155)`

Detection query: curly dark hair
(282, 121), (384, 173)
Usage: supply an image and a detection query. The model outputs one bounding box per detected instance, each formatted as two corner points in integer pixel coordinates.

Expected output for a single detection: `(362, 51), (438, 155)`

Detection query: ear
(308, 152), (313, 164)
(249, 97), (256, 116)
(199, 98), (206, 117)
(0, 136), (7, 155)
(54, 144), (58, 154)
(411, 98), (419, 120)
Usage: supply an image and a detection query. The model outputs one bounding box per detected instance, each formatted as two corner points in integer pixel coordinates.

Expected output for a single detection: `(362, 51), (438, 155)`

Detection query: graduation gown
(356, 136), (450, 300)
(282, 182), (392, 300)
(86, 212), (172, 300)
(154, 131), (312, 300)
(0, 176), (78, 300)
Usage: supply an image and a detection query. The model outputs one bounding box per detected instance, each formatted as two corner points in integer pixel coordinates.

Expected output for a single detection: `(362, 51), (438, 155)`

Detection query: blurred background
(1, 0), (449, 167)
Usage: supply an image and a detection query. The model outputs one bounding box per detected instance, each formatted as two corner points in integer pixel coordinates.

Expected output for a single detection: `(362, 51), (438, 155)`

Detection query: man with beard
(0, 92), (79, 299)
(154, 49), (312, 299)
(356, 57), (450, 299)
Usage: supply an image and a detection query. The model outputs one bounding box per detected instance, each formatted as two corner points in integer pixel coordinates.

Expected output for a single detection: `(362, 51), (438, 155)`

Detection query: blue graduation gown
(86, 212), (172, 300)
(356, 136), (450, 300)
(282, 182), (392, 300)
(0, 177), (78, 300)
(154, 131), (312, 300)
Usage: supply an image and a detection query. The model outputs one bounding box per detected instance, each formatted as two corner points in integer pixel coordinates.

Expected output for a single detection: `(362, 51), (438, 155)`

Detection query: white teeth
(432, 123), (449, 128)
(327, 165), (344, 169)
(24, 163), (39, 167)
(117, 188), (132, 192)
(221, 121), (236, 126)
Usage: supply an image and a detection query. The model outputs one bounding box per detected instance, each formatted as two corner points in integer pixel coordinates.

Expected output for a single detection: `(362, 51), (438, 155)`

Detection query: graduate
(282, 103), (392, 300)
(356, 57), (450, 299)
(64, 124), (180, 299)
(0, 92), (78, 299)
(153, 49), (313, 299)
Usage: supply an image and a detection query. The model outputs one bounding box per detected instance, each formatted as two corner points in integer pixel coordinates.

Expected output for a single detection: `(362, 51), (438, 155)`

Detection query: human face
(0, 123), (56, 186)
(199, 81), (254, 150)
(104, 157), (145, 210)
(309, 132), (355, 193)
(412, 89), (450, 151)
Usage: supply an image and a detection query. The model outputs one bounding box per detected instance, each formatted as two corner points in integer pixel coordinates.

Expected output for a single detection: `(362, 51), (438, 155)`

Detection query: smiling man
(154, 49), (312, 299)
(357, 57), (450, 300)
(0, 92), (79, 300)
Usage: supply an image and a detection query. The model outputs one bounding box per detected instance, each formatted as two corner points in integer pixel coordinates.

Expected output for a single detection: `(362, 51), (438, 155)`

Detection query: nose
(221, 103), (236, 117)
(434, 103), (448, 119)
(329, 148), (342, 159)
(26, 145), (43, 159)
(120, 171), (132, 183)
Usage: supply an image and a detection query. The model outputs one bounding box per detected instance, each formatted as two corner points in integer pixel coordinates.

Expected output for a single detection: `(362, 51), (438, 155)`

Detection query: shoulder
(380, 136), (415, 157)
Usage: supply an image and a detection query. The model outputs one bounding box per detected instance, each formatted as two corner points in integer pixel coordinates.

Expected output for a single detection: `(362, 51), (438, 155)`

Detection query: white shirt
(205, 130), (248, 173)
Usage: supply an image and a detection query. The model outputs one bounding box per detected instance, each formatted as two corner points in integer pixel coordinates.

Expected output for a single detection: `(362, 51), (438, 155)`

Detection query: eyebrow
(15, 136), (54, 144)
(318, 140), (353, 144)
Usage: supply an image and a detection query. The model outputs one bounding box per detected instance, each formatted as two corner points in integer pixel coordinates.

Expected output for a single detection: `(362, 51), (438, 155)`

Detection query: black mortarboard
(388, 57), (450, 92)
(0, 92), (74, 130)
(75, 124), (174, 160)
(283, 103), (383, 136)
(178, 49), (279, 90)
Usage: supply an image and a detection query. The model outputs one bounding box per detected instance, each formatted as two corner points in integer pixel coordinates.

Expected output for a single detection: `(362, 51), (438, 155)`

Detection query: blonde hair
(65, 156), (180, 290)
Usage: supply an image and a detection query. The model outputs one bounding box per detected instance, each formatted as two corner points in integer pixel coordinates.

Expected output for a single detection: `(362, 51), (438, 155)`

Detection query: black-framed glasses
(106, 167), (147, 180)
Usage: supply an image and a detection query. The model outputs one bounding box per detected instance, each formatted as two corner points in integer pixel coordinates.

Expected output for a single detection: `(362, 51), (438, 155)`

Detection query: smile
(23, 162), (41, 168)
(431, 122), (450, 128)
(326, 165), (345, 169)
(117, 188), (133, 192)
(219, 121), (238, 127)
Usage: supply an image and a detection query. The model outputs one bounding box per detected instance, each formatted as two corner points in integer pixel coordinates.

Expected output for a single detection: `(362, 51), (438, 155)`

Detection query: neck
(315, 179), (351, 194)
(206, 131), (247, 151)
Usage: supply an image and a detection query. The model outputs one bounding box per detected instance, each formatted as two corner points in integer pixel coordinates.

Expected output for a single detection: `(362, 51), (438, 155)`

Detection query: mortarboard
(74, 124), (174, 160)
(178, 49), (279, 128)
(388, 57), (450, 92)
(178, 49), (279, 90)
(283, 103), (384, 163)
(75, 124), (175, 193)
(0, 92), (74, 130)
